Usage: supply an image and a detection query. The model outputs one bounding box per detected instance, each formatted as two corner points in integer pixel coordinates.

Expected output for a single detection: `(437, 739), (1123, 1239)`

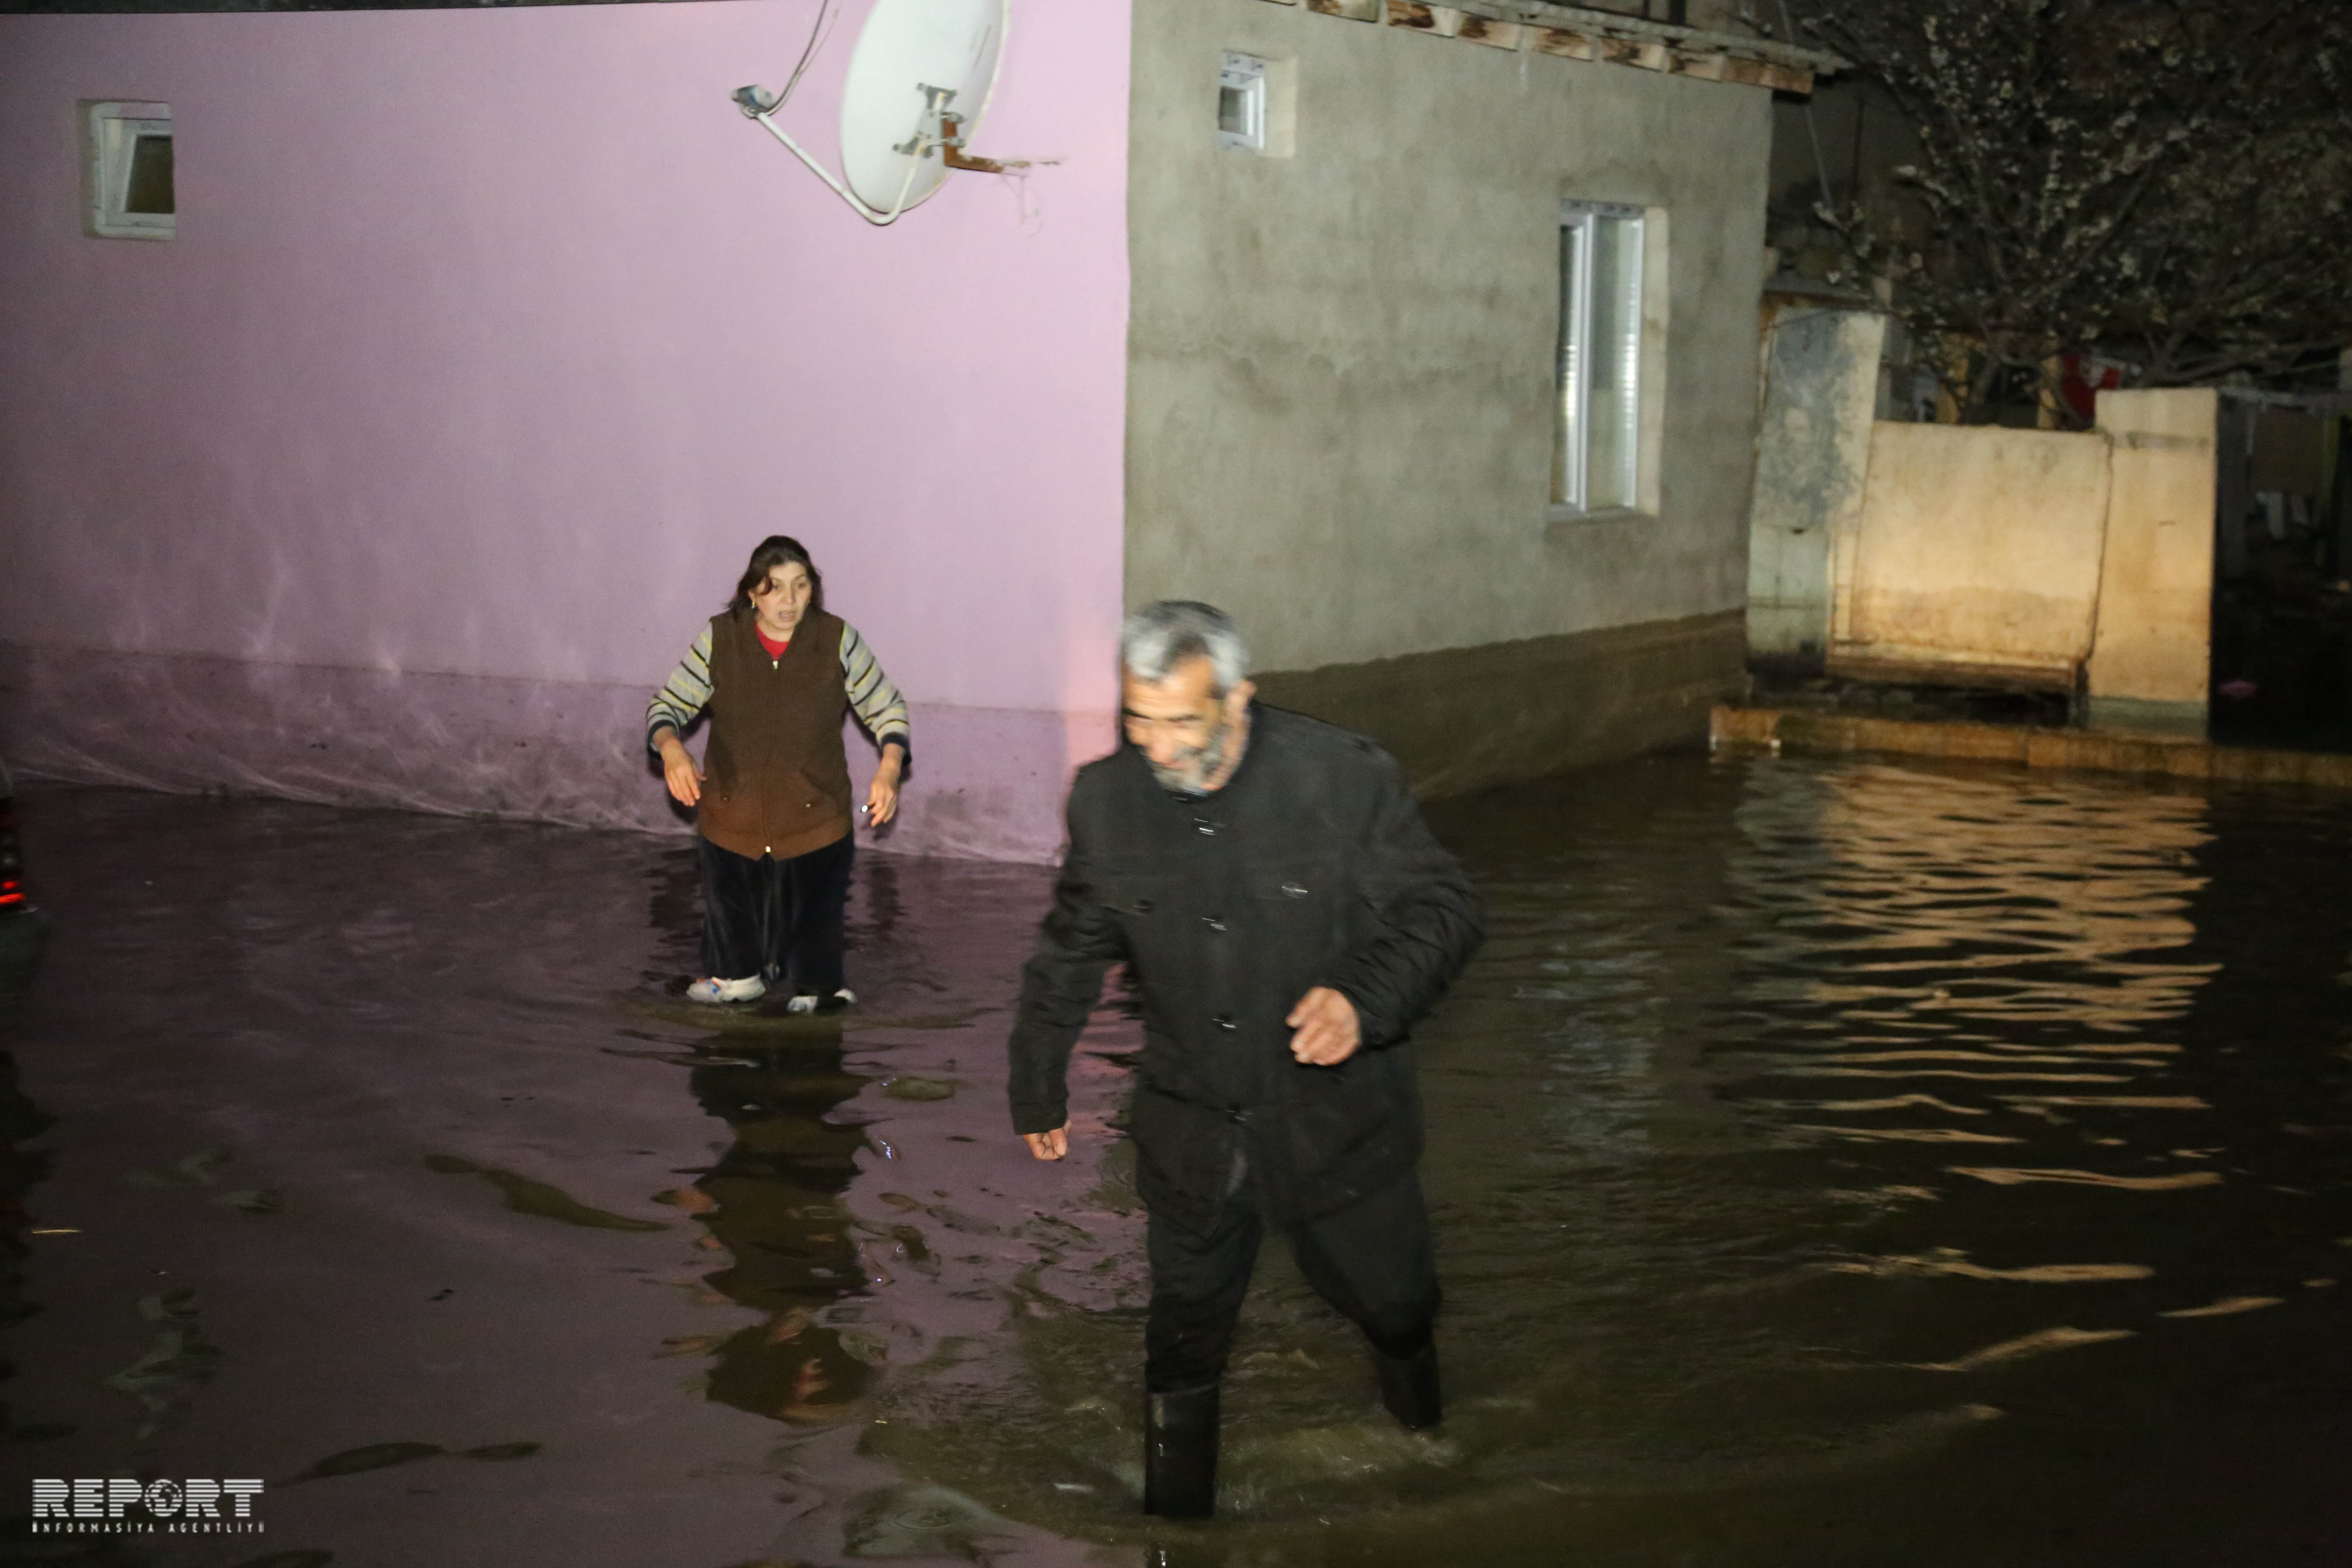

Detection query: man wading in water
(1007, 601), (1482, 1519)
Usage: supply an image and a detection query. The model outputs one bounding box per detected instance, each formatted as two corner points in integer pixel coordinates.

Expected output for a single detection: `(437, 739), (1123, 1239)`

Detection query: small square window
(85, 100), (174, 241)
(1218, 54), (1268, 154)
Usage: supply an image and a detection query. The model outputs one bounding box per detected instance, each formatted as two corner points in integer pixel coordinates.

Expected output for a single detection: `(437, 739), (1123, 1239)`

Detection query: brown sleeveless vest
(697, 608), (853, 861)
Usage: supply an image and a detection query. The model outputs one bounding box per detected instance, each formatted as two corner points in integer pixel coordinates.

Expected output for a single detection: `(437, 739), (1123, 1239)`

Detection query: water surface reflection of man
(1007, 602), (1482, 1519)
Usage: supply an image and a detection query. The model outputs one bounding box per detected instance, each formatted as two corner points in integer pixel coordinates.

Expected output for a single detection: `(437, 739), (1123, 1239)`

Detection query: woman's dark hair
(728, 535), (825, 617)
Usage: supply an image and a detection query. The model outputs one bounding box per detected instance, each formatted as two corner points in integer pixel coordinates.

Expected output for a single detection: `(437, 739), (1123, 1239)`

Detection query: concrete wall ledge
(1713, 704), (2352, 791)
(1256, 610), (1746, 800)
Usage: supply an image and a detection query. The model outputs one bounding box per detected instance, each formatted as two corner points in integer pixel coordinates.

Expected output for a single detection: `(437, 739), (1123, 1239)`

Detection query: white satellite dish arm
(735, 83), (946, 228)
(733, 0), (1023, 229)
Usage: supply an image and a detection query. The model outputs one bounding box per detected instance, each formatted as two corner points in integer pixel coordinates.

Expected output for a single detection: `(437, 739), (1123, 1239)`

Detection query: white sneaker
(785, 988), (856, 1015)
(686, 975), (767, 1004)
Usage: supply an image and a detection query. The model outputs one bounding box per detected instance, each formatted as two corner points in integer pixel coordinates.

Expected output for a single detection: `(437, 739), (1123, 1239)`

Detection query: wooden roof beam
(1274, 0), (1843, 80)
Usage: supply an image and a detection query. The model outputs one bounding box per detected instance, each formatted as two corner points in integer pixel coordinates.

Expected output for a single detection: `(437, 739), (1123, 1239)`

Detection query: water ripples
(841, 751), (2352, 1557)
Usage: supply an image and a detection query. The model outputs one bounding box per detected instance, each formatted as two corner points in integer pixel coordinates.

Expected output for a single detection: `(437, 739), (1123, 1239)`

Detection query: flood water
(5, 749), (2351, 1566)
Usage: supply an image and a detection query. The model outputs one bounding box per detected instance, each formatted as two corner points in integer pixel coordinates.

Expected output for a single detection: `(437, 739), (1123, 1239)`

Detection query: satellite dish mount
(735, 0), (1019, 227)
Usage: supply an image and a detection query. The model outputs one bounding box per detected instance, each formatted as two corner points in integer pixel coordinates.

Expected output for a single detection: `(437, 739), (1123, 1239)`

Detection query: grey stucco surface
(1125, 0), (1774, 674)
(1746, 305), (1885, 662)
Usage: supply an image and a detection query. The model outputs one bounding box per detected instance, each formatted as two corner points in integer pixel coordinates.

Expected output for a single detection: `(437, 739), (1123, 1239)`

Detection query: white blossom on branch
(1790, 0), (2352, 420)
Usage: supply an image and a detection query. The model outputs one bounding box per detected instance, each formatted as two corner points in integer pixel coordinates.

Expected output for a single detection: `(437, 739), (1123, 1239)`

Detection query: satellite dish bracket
(938, 109), (1011, 176)
(892, 85), (956, 158)
(741, 96), (935, 228)
(731, 0), (1022, 229)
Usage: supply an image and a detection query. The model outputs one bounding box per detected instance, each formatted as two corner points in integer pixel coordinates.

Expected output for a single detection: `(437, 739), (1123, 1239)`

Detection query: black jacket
(1007, 705), (1483, 1228)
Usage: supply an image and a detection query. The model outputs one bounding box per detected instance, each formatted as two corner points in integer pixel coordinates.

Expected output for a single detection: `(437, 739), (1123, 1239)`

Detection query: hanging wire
(1775, 0), (1837, 212)
(773, 0), (843, 116)
(738, 0), (1029, 227)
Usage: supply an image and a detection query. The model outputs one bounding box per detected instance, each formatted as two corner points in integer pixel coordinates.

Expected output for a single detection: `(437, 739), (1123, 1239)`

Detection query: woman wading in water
(646, 535), (910, 1009)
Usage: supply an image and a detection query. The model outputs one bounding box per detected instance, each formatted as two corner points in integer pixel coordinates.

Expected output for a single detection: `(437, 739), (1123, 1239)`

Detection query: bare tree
(1787, 0), (2352, 423)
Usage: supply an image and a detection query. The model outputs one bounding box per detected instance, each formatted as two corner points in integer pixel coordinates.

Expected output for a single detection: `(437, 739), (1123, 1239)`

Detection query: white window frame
(1217, 53), (1269, 154)
(84, 100), (174, 241)
(1553, 200), (1649, 516)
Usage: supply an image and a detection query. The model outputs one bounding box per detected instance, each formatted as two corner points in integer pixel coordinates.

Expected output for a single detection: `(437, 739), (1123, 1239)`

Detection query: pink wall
(0, 0), (1130, 861)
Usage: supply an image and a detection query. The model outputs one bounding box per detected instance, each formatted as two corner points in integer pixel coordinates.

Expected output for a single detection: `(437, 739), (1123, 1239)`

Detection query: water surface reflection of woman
(646, 535), (910, 1009)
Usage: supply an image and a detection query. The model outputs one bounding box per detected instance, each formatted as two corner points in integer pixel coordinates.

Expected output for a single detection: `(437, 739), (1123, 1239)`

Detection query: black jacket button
(1203, 915), (1227, 932)
(1213, 1013), (1236, 1031)
(1194, 818), (1216, 836)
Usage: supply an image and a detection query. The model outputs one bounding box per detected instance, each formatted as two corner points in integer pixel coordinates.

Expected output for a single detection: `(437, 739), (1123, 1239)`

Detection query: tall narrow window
(1554, 202), (1645, 512)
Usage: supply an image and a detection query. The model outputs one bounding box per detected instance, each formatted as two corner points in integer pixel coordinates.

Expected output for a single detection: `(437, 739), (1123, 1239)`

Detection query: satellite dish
(735, 0), (1013, 227)
(840, 0), (1008, 212)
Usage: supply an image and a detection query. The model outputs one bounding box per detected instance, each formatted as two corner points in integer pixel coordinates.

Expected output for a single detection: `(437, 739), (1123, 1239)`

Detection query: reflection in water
(682, 1037), (880, 1425)
(4, 759), (2347, 1567)
(835, 753), (2352, 1564)
(640, 835), (932, 1433)
(1728, 763), (2212, 1098)
(0, 1045), (58, 1446)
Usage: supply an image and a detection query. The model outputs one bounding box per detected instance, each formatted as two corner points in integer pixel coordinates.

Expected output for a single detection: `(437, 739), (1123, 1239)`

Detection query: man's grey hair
(1120, 601), (1250, 695)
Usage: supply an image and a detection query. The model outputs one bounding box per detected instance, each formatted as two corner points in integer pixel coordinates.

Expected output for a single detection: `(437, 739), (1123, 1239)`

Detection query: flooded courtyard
(6, 747), (2352, 1566)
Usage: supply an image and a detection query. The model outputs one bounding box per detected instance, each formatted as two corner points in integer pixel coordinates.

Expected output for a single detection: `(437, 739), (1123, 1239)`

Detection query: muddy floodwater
(5, 750), (2351, 1567)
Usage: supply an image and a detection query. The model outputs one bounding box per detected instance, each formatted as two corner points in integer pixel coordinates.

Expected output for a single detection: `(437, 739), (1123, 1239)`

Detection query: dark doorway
(2209, 396), (2352, 751)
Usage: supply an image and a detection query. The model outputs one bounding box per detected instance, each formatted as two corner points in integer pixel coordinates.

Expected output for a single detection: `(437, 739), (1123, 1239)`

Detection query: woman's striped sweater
(646, 620), (911, 761)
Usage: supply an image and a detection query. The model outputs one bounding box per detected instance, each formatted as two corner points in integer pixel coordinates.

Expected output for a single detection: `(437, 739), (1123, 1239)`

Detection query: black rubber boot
(1143, 1383), (1220, 1519)
(1374, 1339), (1442, 1431)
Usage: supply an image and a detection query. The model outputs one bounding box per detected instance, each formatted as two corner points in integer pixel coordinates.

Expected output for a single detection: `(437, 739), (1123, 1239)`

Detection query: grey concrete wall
(1747, 305), (1886, 666)
(1126, 0), (1775, 690)
(1253, 608), (1744, 797)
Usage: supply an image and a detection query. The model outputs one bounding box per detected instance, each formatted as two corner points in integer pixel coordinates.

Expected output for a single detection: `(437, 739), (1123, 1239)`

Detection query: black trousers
(1143, 1169), (1440, 1394)
(696, 832), (853, 994)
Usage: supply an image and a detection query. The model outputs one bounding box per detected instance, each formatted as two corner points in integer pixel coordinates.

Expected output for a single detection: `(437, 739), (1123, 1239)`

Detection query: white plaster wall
(1833, 422), (2113, 682)
(2088, 389), (2216, 710)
